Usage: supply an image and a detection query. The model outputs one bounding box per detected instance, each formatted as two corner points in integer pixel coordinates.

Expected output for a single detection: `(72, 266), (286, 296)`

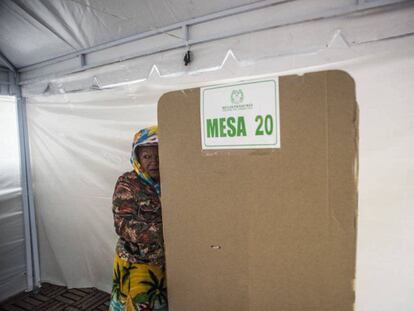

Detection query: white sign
(200, 78), (280, 150)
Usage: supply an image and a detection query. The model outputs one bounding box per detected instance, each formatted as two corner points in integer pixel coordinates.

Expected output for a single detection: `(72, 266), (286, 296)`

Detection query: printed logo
(230, 89), (244, 105)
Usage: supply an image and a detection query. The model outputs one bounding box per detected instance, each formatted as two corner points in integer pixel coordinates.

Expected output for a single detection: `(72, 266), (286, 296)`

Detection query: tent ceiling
(0, 0), (259, 68)
(0, 0), (412, 89)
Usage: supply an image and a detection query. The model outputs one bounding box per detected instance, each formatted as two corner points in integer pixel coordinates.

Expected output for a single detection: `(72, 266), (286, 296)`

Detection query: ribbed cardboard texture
(158, 70), (358, 311)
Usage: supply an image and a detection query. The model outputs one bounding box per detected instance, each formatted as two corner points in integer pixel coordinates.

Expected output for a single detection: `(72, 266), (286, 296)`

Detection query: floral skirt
(109, 254), (168, 311)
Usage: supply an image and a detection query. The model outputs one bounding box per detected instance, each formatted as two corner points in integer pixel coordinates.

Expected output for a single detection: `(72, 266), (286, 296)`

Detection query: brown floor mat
(0, 283), (110, 310)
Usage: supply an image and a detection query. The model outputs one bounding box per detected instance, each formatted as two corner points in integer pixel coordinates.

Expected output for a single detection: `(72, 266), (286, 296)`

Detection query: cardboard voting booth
(158, 70), (358, 311)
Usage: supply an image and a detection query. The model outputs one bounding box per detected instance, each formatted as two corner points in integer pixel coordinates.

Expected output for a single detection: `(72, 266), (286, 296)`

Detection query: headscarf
(130, 126), (160, 196)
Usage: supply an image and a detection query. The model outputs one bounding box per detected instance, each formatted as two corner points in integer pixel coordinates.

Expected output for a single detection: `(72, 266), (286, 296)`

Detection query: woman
(110, 126), (168, 311)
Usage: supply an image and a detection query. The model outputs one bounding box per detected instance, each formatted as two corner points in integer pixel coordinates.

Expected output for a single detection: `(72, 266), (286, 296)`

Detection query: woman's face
(137, 145), (160, 181)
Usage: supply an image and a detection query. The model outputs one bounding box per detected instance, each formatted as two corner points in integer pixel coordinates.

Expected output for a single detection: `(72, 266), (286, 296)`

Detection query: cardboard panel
(158, 70), (357, 311)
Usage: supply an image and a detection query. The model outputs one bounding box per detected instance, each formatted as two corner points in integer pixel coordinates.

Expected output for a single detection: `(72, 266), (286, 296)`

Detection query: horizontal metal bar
(19, 42), (187, 85)
(181, 0), (294, 26)
(18, 26), (181, 72)
(18, 0), (287, 73)
(18, 0), (412, 85)
(355, 30), (414, 45)
(188, 0), (412, 46)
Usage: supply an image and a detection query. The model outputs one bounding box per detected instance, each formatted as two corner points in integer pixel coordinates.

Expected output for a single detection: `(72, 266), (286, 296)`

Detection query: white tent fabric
(25, 47), (414, 310)
(0, 0), (409, 88)
(0, 0), (412, 309)
(19, 1), (414, 96)
(27, 89), (158, 291)
(0, 96), (26, 301)
(0, 0), (257, 68)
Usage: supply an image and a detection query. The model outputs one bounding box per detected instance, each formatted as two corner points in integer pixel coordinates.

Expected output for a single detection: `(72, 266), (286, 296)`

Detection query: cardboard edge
(327, 69), (359, 310)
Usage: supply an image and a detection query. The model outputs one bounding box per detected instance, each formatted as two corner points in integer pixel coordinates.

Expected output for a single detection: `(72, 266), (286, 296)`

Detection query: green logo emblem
(230, 89), (244, 105)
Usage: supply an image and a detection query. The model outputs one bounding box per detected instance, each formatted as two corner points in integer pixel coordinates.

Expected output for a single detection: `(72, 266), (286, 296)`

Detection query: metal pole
(15, 72), (41, 290)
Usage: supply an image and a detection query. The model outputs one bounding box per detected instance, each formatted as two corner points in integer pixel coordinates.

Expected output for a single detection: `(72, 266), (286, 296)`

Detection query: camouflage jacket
(112, 171), (165, 266)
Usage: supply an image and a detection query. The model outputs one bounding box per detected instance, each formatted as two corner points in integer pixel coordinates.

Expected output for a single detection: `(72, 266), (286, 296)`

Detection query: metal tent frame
(0, 57), (40, 292)
(0, 0), (413, 293)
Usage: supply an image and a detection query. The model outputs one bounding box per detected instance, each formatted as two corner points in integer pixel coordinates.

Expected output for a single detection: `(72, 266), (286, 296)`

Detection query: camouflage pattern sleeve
(112, 178), (151, 244)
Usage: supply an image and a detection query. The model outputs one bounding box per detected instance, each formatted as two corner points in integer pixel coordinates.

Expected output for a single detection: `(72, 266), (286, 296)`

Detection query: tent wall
(25, 48), (414, 310)
(26, 90), (158, 291)
(0, 96), (26, 301)
(1, 0), (410, 309)
(352, 53), (414, 311)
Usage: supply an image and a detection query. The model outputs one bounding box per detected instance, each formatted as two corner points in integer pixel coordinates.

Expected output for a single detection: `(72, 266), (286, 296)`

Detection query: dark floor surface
(0, 283), (110, 311)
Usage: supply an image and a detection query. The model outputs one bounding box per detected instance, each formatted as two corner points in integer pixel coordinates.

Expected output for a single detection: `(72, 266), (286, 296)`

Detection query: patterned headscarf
(131, 126), (160, 195)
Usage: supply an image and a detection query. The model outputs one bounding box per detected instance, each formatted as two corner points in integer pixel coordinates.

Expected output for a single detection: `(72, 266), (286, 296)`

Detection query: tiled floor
(0, 283), (110, 310)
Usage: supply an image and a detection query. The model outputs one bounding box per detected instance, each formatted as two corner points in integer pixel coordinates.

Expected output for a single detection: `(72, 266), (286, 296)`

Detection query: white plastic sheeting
(0, 96), (26, 301)
(352, 52), (414, 311)
(27, 90), (158, 291)
(25, 46), (414, 310)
